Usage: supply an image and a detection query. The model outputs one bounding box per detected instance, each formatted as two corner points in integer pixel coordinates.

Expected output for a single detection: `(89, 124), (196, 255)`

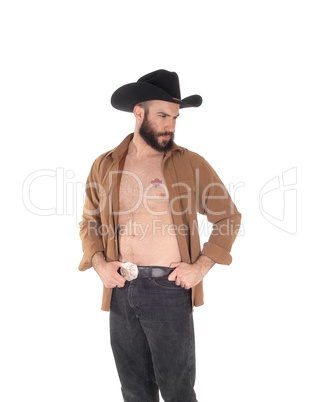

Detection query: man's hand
(168, 255), (215, 289)
(92, 252), (126, 288)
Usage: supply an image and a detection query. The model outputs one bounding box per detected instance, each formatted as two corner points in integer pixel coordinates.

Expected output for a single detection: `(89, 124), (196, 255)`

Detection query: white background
(1, 1), (318, 401)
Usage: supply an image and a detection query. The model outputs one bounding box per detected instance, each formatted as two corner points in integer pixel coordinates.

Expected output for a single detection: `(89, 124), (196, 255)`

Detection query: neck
(129, 130), (163, 159)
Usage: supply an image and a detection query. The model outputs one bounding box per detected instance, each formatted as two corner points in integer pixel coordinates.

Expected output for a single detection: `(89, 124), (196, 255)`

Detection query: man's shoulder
(172, 144), (207, 167)
(91, 133), (133, 170)
(172, 144), (218, 183)
(91, 148), (115, 170)
(95, 147), (115, 163)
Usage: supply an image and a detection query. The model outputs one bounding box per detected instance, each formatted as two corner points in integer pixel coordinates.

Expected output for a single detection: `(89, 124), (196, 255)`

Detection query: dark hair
(136, 101), (152, 114)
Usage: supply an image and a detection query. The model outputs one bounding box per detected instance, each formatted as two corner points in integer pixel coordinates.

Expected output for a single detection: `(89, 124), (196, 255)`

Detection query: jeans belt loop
(148, 266), (152, 280)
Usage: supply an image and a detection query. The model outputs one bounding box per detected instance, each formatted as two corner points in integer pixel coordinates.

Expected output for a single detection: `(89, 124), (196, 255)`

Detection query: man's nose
(165, 119), (176, 132)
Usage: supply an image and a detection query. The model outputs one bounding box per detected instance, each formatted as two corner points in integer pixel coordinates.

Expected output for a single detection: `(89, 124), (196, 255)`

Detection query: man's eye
(159, 115), (166, 118)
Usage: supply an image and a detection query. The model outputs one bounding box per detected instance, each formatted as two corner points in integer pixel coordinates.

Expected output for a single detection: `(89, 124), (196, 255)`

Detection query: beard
(139, 114), (175, 152)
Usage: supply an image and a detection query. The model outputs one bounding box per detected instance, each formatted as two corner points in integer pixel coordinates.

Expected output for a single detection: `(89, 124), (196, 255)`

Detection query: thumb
(168, 262), (180, 281)
(168, 271), (177, 281)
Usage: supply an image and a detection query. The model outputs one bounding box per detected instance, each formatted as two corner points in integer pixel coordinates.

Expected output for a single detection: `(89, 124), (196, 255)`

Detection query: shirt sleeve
(197, 157), (241, 265)
(78, 158), (106, 271)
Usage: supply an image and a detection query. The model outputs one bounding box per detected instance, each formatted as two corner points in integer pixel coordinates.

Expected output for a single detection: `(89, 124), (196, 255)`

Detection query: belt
(137, 266), (175, 278)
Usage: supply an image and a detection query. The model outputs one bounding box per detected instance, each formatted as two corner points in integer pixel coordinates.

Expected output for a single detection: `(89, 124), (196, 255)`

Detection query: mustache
(157, 131), (174, 137)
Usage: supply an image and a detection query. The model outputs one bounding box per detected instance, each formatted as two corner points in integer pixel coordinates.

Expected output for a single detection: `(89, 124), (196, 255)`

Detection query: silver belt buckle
(120, 261), (139, 281)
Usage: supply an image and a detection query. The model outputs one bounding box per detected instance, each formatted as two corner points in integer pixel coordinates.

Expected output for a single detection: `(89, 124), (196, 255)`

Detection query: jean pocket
(153, 278), (184, 290)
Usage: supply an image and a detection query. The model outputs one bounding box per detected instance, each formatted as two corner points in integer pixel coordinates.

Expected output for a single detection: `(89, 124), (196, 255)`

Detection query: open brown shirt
(78, 133), (241, 311)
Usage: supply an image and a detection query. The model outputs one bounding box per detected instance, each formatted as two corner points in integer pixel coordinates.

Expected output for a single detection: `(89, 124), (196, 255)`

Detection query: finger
(116, 273), (126, 286)
(103, 278), (120, 288)
(168, 271), (178, 281)
(112, 279), (125, 288)
(108, 272), (125, 287)
(169, 261), (180, 268)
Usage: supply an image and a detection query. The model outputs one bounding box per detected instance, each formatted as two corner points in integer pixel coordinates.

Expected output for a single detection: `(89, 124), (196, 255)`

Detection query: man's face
(138, 100), (180, 152)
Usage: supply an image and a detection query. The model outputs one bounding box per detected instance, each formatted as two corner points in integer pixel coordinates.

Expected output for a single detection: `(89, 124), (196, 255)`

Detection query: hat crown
(137, 69), (181, 100)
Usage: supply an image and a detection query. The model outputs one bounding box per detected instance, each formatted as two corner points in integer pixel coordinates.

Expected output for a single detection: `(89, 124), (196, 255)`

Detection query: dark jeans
(110, 270), (197, 402)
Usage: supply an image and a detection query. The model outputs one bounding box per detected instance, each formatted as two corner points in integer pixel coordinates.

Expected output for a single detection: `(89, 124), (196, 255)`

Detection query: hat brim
(111, 82), (202, 112)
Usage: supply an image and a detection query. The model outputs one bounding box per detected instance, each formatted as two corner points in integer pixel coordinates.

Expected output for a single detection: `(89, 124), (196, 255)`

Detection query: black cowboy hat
(111, 69), (202, 112)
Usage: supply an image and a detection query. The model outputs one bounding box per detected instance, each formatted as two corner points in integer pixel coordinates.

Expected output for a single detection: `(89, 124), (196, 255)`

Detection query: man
(78, 69), (241, 402)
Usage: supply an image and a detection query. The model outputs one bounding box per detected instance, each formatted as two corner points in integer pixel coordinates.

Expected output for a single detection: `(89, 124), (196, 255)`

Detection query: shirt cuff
(78, 248), (105, 271)
(201, 242), (232, 265)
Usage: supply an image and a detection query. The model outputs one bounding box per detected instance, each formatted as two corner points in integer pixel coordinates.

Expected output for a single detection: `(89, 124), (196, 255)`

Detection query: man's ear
(133, 104), (144, 121)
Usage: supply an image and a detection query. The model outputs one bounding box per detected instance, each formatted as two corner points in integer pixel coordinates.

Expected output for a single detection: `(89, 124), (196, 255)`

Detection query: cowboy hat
(111, 69), (202, 112)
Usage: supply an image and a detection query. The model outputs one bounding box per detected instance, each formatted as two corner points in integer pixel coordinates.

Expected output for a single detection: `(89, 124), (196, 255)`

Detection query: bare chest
(119, 155), (169, 214)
